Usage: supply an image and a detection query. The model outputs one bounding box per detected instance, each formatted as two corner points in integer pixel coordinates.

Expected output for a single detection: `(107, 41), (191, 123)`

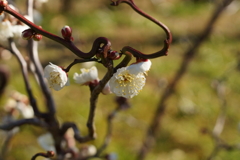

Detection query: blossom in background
(4, 91), (34, 119)
(44, 62), (69, 91)
(109, 60), (151, 98)
(0, 20), (14, 44)
(37, 133), (56, 153)
(0, 13), (30, 45)
(73, 66), (99, 85)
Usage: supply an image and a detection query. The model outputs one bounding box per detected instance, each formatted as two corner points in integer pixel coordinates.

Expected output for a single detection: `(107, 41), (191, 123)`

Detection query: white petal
(109, 67), (146, 98)
(43, 62), (68, 91)
(127, 60), (152, 75)
(74, 66), (98, 85)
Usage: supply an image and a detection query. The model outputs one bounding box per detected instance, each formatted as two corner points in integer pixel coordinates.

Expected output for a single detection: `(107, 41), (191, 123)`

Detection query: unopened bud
(47, 151), (55, 157)
(61, 25), (73, 41)
(21, 29), (34, 40)
(33, 33), (42, 41)
(108, 50), (121, 60)
(0, 0), (8, 7)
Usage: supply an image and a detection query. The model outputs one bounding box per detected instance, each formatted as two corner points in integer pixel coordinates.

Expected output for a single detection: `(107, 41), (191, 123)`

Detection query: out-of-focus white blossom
(44, 62), (69, 91)
(4, 91), (34, 118)
(12, 25), (29, 38)
(73, 66), (99, 85)
(109, 60), (151, 98)
(0, 14), (30, 46)
(0, 20), (14, 44)
(37, 133), (56, 152)
(79, 145), (97, 158)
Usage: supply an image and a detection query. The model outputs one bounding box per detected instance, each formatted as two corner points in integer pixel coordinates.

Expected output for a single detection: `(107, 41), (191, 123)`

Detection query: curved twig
(60, 122), (92, 143)
(111, 0), (172, 59)
(0, 118), (48, 131)
(0, 4), (112, 59)
(31, 151), (54, 160)
(63, 58), (99, 73)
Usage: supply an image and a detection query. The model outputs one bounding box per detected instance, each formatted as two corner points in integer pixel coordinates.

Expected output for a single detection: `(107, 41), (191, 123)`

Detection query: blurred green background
(1, 0), (240, 159)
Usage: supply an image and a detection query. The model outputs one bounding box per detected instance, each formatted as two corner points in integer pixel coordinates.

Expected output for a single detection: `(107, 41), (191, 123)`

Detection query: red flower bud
(0, 0), (8, 7)
(108, 50), (121, 60)
(61, 25), (73, 41)
(21, 29), (34, 40)
(33, 33), (42, 41)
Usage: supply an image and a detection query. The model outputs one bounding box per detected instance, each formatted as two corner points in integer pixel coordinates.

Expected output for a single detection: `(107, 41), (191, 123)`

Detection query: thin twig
(0, 118), (47, 131)
(8, 38), (42, 117)
(31, 151), (54, 160)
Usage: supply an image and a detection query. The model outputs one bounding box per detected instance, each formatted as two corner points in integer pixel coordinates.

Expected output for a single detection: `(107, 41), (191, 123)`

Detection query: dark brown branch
(27, 39), (56, 115)
(0, 118), (47, 131)
(60, 122), (89, 143)
(31, 151), (54, 160)
(87, 62), (114, 140)
(111, 0), (172, 59)
(0, 3), (111, 59)
(63, 58), (98, 73)
(8, 38), (42, 117)
(137, 0), (233, 159)
(0, 65), (9, 97)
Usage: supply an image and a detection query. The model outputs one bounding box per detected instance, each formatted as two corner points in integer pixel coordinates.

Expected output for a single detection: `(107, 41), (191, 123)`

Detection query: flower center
(117, 72), (134, 86)
(49, 72), (62, 85)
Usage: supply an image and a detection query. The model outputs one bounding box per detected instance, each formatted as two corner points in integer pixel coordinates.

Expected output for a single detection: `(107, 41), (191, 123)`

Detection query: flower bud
(108, 50), (121, 60)
(47, 151), (55, 157)
(0, 0), (8, 7)
(33, 33), (42, 41)
(61, 25), (73, 41)
(21, 29), (34, 40)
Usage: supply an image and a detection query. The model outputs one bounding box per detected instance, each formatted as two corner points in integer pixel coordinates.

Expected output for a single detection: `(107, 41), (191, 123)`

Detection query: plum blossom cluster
(0, 5), (30, 46)
(43, 60), (151, 98)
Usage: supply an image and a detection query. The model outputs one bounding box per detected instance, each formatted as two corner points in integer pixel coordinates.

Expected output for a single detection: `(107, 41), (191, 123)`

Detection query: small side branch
(111, 0), (172, 59)
(0, 118), (48, 131)
(31, 151), (54, 160)
(8, 38), (42, 117)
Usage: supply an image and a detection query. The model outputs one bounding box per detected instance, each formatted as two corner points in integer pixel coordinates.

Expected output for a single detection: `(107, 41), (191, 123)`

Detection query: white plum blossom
(0, 14), (30, 46)
(44, 63), (69, 91)
(109, 60), (152, 98)
(73, 66), (99, 85)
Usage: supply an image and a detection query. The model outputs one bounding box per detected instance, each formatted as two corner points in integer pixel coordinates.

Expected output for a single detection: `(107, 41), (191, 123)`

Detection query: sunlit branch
(87, 61), (114, 140)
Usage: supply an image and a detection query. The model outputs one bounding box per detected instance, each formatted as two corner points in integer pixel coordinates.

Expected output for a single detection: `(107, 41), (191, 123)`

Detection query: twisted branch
(111, 0), (172, 59)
